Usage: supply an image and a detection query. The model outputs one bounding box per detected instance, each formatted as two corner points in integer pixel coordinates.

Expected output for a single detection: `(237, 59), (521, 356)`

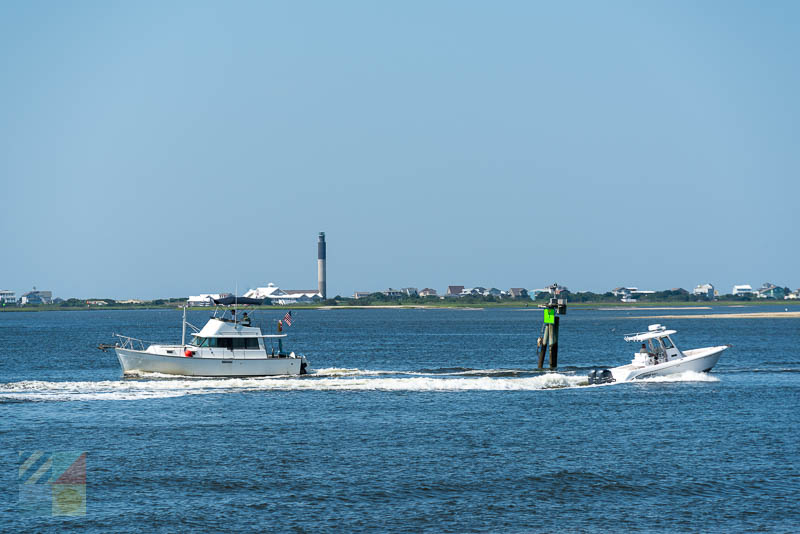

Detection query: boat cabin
(624, 324), (683, 366)
(186, 318), (289, 358)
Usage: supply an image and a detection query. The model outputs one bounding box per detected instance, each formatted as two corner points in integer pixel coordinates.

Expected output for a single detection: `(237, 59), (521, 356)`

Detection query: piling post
(536, 282), (566, 370)
(549, 316), (559, 369)
(538, 325), (549, 369)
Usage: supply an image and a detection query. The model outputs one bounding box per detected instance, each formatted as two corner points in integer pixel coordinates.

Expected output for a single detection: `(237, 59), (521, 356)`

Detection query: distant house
(0, 290), (15, 305)
(382, 288), (404, 298)
(446, 285), (465, 297)
(284, 289), (323, 301)
(756, 283), (785, 299)
(508, 288), (529, 299)
(353, 291), (372, 299)
(20, 289), (52, 305)
(692, 283), (715, 299)
(785, 289), (800, 300)
(188, 293), (232, 306)
(732, 284), (756, 296)
(118, 299), (144, 305)
(612, 287), (639, 300)
(484, 288), (502, 297)
(401, 287), (418, 297)
(86, 300), (108, 306)
(611, 286), (655, 302)
(459, 287), (480, 297)
(418, 288), (438, 297)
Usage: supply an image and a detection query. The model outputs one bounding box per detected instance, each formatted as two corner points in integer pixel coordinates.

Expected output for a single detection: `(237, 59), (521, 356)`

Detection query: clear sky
(1, 1), (798, 299)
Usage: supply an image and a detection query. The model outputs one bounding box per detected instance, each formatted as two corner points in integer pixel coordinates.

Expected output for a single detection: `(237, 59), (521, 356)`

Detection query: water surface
(1, 308), (798, 532)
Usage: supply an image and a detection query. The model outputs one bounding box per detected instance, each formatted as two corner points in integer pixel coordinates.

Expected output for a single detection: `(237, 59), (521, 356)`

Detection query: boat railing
(184, 321), (201, 333)
(113, 334), (150, 351)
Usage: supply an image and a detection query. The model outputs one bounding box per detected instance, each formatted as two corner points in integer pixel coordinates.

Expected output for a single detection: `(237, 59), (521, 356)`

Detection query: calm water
(1, 307), (799, 532)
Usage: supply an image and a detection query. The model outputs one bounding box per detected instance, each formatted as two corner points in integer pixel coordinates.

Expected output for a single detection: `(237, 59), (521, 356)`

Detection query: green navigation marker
(543, 308), (555, 324)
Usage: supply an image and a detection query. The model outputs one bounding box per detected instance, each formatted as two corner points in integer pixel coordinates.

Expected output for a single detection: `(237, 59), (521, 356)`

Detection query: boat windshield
(648, 338), (665, 354)
(661, 337), (674, 349)
(191, 336), (210, 347)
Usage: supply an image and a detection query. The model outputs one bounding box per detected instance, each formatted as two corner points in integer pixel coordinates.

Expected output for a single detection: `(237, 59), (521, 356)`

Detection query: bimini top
(624, 324), (677, 342)
(213, 296), (265, 306)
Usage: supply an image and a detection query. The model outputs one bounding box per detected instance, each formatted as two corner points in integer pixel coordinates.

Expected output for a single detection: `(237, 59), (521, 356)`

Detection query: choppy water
(2, 307), (799, 532)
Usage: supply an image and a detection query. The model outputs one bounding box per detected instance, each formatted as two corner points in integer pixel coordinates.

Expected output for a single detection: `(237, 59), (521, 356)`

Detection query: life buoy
(184, 350), (194, 358)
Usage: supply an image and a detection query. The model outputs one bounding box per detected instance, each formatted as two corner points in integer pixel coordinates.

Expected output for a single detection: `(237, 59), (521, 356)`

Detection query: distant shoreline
(629, 311), (800, 319)
(0, 300), (795, 313)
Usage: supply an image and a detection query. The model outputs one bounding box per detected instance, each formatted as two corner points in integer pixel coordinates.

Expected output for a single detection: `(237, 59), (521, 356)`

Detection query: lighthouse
(318, 232), (327, 299)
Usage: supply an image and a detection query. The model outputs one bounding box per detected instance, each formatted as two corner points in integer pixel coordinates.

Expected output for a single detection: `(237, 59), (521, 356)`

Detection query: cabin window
(191, 337), (209, 347)
(209, 338), (234, 350)
(231, 338), (261, 349)
(662, 337), (674, 349)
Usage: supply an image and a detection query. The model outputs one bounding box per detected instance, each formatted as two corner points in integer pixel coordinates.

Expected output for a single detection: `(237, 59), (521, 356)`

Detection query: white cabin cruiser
(588, 324), (728, 384)
(114, 300), (308, 377)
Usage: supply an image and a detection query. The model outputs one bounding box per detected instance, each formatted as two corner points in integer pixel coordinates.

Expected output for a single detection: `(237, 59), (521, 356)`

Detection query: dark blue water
(2, 308), (799, 532)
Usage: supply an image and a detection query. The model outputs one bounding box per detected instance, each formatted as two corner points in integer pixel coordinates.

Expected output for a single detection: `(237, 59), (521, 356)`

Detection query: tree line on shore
(5, 287), (794, 310)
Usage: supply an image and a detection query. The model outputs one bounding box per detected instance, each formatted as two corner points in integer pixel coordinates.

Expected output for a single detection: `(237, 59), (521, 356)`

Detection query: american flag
(282, 311), (293, 327)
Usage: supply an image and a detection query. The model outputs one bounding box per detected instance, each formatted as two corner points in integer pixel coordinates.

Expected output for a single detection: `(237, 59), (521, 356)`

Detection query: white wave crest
(310, 367), (401, 377)
(0, 372), (587, 402)
(634, 371), (720, 383)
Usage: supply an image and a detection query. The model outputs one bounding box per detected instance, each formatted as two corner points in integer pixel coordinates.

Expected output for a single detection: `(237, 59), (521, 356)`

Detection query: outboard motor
(600, 369), (615, 384)
(588, 369), (616, 384)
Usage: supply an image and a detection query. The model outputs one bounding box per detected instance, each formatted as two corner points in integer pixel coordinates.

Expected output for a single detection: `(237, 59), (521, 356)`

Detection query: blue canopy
(213, 296), (265, 306)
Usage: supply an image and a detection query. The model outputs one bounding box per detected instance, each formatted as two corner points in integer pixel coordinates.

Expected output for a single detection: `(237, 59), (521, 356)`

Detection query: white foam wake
(634, 370), (720, 383)
(0, 372), (587, 402)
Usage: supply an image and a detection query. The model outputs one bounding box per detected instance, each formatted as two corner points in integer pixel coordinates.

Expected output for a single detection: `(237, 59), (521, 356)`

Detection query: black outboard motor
(588, 369), (616, 385)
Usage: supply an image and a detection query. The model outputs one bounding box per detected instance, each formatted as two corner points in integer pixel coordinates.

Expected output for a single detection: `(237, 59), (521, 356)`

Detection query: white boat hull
(610, 345), (727, 382)
(116, 348), (305, 377)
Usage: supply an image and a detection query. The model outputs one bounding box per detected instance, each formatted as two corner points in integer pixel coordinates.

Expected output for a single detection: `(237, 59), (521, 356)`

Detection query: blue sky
(1, 1), (797, 299)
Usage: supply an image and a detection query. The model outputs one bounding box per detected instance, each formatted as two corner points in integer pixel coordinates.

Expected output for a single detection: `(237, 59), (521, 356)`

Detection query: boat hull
(115, 348), (305, 377)
(610, 345), (727, 382)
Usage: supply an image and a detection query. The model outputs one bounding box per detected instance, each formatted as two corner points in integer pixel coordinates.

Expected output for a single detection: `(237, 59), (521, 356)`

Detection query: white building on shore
(732, 284), (756, 296)
(244, 283), (321, 305)
(187, 293), (232, 306)
(692, 283), (715, 299)
(611, 287), (656, 302)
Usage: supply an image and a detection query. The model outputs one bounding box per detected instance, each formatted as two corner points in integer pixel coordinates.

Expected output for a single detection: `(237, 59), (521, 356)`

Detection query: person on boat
(641, 342), (657, 365)
(241, 312), (251, 326)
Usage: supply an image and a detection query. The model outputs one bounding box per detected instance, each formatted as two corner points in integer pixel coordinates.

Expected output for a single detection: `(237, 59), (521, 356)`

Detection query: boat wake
(633, 370), (720, 383)
(0, 367), (725, 402)
(0, 369), (588, 402)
